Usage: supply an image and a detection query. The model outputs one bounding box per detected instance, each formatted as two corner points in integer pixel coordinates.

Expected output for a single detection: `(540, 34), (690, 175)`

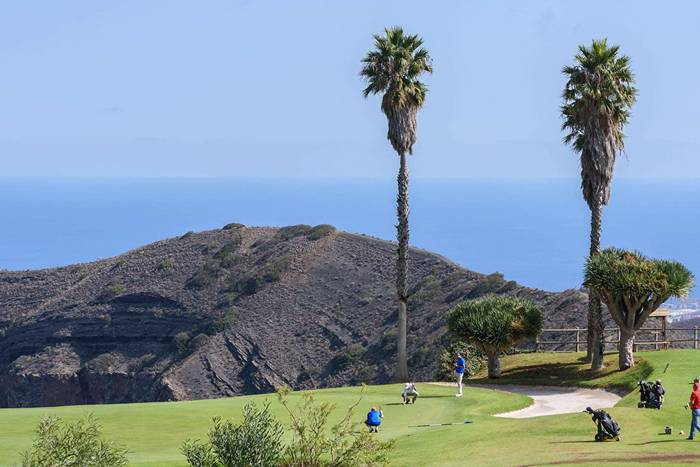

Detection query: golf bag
(637, 380), (664, 409)
(585, 407), (621, 442)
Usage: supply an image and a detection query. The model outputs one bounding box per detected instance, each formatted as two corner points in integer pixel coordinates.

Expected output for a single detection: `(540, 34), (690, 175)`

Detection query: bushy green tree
(361, 27), (432, 380)
(561, 39), (637, 370)
(584, 248), (694, 370)
(21, 415), (128, 467)
(181, 402), (283, 467)
(448, 295), (543, 378)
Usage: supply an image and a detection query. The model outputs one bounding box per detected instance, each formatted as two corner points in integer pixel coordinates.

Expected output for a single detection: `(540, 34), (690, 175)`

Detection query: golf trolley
(637, 380), (665, 409)
(585, 407), (621, 442)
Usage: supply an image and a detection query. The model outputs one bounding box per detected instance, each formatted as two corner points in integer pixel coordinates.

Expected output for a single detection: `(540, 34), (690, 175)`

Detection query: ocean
(0, 177), (697, 296)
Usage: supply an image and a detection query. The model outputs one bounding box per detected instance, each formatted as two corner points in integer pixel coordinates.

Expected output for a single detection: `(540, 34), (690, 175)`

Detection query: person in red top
(687, 382), (700, 440)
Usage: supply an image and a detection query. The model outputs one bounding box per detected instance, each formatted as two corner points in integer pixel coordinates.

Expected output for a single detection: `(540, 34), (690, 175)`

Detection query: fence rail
(534, 326), (700, 352)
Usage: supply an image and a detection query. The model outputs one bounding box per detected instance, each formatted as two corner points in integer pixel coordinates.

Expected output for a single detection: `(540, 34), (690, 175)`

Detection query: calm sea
(0, 178), (697, 295)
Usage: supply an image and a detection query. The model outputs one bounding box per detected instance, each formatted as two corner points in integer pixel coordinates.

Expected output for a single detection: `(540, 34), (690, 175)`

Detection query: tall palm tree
(561, 39), (637, 370)
(361, 27), (432, 380)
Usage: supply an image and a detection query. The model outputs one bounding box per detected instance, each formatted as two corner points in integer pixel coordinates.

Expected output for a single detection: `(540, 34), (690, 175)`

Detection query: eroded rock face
(0, 224), (589, 407)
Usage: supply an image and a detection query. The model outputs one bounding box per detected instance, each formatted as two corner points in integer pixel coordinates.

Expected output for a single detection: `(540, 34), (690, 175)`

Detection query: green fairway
(1, 350), (699, 466)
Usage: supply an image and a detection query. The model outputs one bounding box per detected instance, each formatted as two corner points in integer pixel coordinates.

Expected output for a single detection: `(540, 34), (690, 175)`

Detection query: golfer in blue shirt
(365, 406), (384, 432)
(455, 353), (466, 397)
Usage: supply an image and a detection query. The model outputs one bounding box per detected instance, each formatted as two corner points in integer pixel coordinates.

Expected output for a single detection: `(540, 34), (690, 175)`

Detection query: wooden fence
(535, 326), (700, 352)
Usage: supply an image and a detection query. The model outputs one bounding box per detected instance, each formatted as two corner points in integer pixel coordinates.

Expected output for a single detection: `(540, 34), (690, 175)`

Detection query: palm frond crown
(361, 27), (432, 109)
(561, 39), (637, 207)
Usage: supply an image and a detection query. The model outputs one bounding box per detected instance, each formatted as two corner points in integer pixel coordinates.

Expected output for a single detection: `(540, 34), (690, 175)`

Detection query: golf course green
(1, 350), (699, 466)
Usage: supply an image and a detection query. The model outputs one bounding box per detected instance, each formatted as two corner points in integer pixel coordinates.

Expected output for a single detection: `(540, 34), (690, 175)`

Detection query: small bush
(89, 353), (117, 373)
(275, 224), (311, 240)
(332, 343), (365, 373)
(206, 309), (239, 335)
(352, 365), (377, 384)
(97, 280), (124, 301)
(277, 387), (394, 466)
(380, 328), (398, 351)
(190, 333), (209, 350)
(229, 275), (261, 296)
(222, 223), (244, 231)
(156, 259), (173, 274)
(181, 231), (195, 239)
(174, 332), (191, 354)
(182, 403), (283, 467)
(186, 263), (220, 290)
(307, 224), (336, 240)
(435, 341), (485, 381)
(228, 257), (291, 296)
(21, 415), (128, 467)
(408, 346), (433, 368)
(213, 238), (242, 267)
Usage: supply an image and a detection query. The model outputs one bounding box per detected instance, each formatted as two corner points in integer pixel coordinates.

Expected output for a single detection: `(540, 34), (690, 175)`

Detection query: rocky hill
(0, 223), (589, 408)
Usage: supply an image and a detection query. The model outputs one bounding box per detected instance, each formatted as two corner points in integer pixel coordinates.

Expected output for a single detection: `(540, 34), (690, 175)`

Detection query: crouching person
(365, 406), (383, 432)
(402, 382), (419, 404)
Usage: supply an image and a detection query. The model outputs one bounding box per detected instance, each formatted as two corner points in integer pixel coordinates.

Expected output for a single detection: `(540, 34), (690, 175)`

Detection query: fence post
(695, 326), (698, 350)
(654, 329), (659, 351)
(617, 328), (621, 348)
(535, 334), (540, 353)
(575, 329), (580, 353)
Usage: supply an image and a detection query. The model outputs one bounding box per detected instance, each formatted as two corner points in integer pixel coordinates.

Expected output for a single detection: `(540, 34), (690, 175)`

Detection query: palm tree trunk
(395, 151), (409, 381)
(588, 197), (605, 370)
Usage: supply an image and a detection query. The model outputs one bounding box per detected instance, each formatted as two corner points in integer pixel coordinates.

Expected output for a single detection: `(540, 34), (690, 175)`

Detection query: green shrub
(190, 333), (209, 350)
(206, 309), (239, 335)
(380, 328), (398, 351)
(213, 238), (242, 267)
(21, 415), (128, 467)
(332, 343), (365, 373)
(277, 387), (393, 466)
(306, 224), (336, 240)
(352, 365), (377, 384)
(222, 223), (244, 231)
(156, 259), (173, 274)
(182, 403), (283, 467)
(228, 257), (291, 296)
(186, 263), (220, 290)
(275, 224), (312, 240)
(174, 332), (191, 354)
(97, 280), (124, 301)
(435, 341), (485, 381)
(408, 346), (433, 368)
(181, 231), (195, 239)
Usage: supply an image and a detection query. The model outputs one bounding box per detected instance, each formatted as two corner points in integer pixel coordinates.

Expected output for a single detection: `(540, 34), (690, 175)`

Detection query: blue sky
(1, 1), (698, 178)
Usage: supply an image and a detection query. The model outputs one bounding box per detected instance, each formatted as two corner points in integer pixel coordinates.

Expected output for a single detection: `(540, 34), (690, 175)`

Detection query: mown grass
(469, 351), (654, 394)
(1, 350), (699, 466)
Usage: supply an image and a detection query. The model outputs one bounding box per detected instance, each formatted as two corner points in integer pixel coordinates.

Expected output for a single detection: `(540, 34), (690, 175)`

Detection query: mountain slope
(0, 224), (588, 407)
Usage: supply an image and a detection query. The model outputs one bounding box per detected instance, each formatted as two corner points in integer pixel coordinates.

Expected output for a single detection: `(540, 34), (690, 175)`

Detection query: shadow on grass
(468, 355), (652, 394)
(632, 439), (691, 445)
(549, 440), (598, 444)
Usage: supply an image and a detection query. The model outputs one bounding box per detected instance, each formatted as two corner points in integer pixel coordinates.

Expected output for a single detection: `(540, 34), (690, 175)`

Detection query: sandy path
(428, 383), (621, 418)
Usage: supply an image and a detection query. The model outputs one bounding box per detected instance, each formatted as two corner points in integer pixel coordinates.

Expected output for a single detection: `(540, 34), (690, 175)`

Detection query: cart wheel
(595, 434), (603, 442)
(615, 436), (621, 442)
